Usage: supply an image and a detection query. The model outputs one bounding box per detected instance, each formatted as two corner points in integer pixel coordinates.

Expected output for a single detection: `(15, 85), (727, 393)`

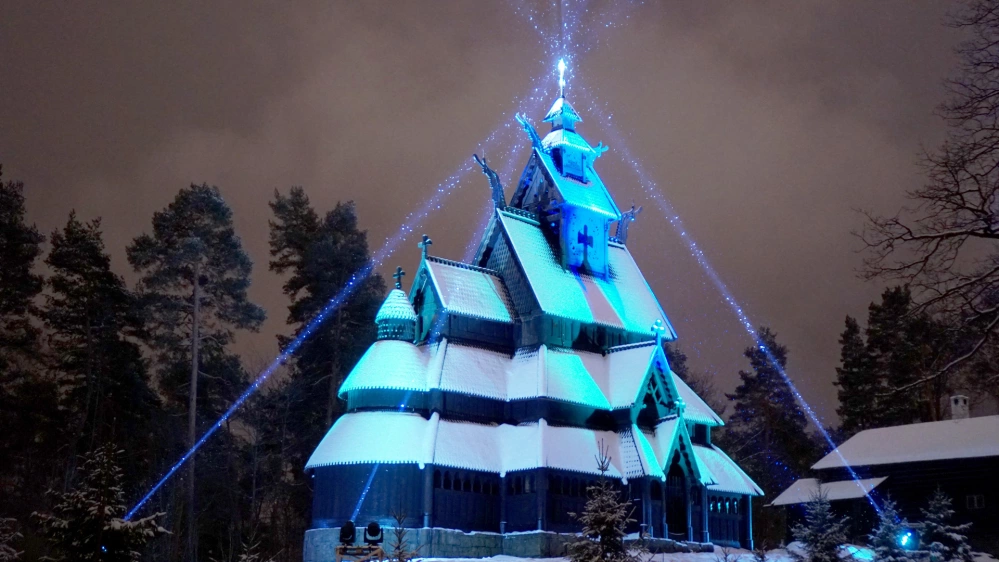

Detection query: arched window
(433, 470), (441, 489)
(443, 472), (452, 490)
(733, 500), (738, 514)
(473, 476), (481, 493)
(463, 476), (471, 492)
(515, 476), (523, 494)
(571, 478), (579, 497)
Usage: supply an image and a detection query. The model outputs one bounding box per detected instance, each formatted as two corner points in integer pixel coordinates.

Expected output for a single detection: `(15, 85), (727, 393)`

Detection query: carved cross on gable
(577, 225), (593, 248)
(393, 266), (405, 289)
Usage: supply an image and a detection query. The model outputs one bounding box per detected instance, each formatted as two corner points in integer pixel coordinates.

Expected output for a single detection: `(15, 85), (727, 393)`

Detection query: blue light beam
(577, 85), (883, 515)
(126, 71), (552, 521)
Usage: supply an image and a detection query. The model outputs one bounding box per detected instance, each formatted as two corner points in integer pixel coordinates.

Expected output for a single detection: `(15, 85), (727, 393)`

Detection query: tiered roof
(312, 90), (760, 500)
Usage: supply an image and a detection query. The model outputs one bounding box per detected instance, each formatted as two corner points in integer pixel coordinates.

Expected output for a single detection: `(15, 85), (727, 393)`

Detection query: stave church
(303, 81), (761, 559)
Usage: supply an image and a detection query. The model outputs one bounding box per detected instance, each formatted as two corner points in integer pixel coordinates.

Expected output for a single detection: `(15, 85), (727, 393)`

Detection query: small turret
(376, 267), (417, 341)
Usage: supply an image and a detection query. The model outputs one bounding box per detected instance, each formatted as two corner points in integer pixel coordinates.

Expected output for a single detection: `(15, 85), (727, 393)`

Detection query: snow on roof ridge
(426, 255), (503, 276)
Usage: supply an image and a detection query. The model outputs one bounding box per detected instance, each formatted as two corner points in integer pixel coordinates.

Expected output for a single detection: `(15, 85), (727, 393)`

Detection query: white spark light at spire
(558, 58), (567, 96)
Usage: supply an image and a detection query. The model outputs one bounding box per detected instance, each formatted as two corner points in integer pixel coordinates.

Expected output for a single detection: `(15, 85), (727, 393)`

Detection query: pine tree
(127, 183), (265, 562)
(45, 213), (158, 477)
(920, 489), (973, 562)
(868, 497), (915, 562)
(267, 188), (384, 562)
(269, 189), (384, 432)
(865, 287), (947, 425)
(32, 444), (168, 562)
(835, 316), (876, 436)
(791, 490), (848, 562)
(0, 518), (22, 562)
(567, 443), (640, 562)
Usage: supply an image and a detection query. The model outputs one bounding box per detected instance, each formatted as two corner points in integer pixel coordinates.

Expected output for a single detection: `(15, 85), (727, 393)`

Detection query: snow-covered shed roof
(769, 477), (887, 506)
(497, 211), (675, 338)
(422, 257), (516, 324)
(375, 288), (417, 323)
(307, 412), (681, 481)
(811, 415), (999, 470)
(694, 444), (764, 496)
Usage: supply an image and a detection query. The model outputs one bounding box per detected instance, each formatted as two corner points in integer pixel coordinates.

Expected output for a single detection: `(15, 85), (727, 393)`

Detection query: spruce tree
(869, 497), (915, 562)
(567, 444), (639, 562)
(0, 167), (61, 531)
(0, 165), (44, 371)
(720, 328), (815, 493)
(32, 444), (168, 562)
(920, 489), (973, 562)
(45, 213), (158, 476)
(791, 490), (848, 562)
(718, 327), (817, 547)
(128, 183), (265, 562)
(835, 316), (876, 436)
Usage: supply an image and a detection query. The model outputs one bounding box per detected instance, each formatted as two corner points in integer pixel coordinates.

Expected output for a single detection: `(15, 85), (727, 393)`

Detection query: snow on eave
(811, 415), (999, 470)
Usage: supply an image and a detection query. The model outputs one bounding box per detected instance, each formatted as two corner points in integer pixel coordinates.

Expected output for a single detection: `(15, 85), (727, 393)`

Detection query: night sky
(1, 1), (962, 424)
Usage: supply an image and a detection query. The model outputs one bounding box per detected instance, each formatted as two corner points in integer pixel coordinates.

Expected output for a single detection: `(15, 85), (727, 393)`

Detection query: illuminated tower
(303, 68), (761, 560)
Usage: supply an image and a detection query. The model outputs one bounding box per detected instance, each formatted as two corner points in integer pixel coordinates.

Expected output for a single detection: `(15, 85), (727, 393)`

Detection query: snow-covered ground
(418, 543), (999, 562)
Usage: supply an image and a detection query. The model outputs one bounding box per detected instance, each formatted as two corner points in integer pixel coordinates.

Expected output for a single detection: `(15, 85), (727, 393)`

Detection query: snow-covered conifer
(791, 488), (848, 562)
(32, 444), (168, 561)
(567, 442), (640, 562)
(0, 518), (22, 562)
(920, 489), (973, 562)
(868, 497), (915, 562)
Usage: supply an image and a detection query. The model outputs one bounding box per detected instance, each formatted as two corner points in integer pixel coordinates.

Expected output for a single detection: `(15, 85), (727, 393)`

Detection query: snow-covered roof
(770, 477), (887, 506)
(338, 340), (431, 395)
(375, 288), (417, 323)
(543, 96), (582, 125)
(497, 211), (675, 338)
(533, 148), (619, 220)
(673, 375), (725, 427)
(338, 339), (724, 428)
(811, 415), (999, 470)
(307, 413), (666, 481)
(423, 257), (516, 324)
(644, 417), (710, 486)
(694, 444), (764, 496)
(542, 129), (595, 154)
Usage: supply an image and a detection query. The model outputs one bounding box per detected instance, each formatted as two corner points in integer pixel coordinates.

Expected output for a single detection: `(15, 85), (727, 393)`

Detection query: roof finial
(418, 234), (433, 259)
(651, 319), (667, 346)
(558, 58), (567, 97)
(392, 266), (405, 289)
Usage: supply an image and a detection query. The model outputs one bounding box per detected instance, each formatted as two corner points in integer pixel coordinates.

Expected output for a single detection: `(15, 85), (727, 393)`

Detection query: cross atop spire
(651, 319), (668, 346)
(393, 266), (405, 289)
(418, 235), (433, 259)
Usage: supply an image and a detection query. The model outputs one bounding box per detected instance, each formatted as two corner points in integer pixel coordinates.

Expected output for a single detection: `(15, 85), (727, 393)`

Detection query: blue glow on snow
(126, 70), (553, 521)
(576, 85), (883, 515)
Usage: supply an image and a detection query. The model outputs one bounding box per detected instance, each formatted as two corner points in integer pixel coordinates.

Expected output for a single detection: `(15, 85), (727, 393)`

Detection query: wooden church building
(303, 88), (761, 558)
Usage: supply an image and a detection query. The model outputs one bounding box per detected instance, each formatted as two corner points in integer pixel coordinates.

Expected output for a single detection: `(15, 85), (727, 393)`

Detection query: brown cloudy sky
(1, 1), (966, 423)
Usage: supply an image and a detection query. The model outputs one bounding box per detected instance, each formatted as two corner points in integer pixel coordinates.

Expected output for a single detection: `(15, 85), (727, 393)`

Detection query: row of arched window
(709, 496), (739, 515)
